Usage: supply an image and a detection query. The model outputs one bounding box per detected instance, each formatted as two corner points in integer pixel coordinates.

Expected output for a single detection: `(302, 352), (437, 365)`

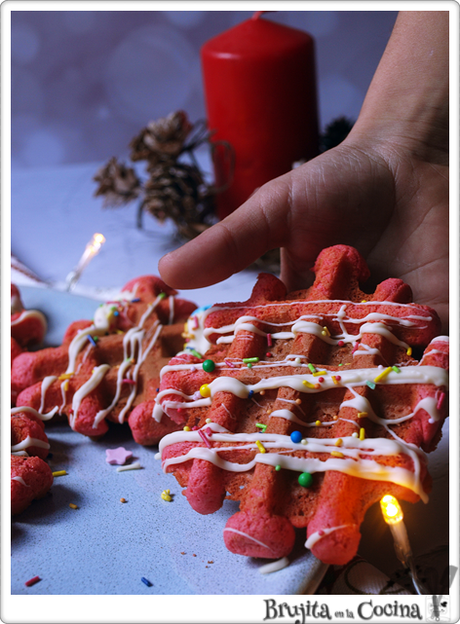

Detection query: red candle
(201, 12), (319, 220)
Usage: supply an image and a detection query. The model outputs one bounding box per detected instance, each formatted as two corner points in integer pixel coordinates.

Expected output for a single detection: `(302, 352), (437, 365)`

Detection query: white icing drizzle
(11, 476), (30, 487)
(11, 405), (57, 422)
(39, 376), (58, 414)
(159, 423), (430, 502)
(168, 296), (175, 325)
(11, 309), (47, 331)
(11, 435), (50, 453)
(223, 526), (276, 554)
(305, 524), (354, 550)
(70, 365), (110, 428)
(258, 557), (290, 574)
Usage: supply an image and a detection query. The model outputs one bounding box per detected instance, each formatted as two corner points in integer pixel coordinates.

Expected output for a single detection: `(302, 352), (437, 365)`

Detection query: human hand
(158, 135), (448, 333)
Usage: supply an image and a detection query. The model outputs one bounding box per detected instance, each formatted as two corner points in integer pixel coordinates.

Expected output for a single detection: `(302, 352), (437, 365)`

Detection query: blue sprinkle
(366, 380), (376, 390)
(113, 311), (119, 316)
(87, 335), (97, 347)
(141, 577), (152, 587)
(132, 298), (141, 302)
(248, 390), (254, 399)
(290, 431), (302, 444)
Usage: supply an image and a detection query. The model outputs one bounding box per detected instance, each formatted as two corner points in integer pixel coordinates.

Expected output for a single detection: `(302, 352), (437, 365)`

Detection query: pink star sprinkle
(105, 447), (133, 465)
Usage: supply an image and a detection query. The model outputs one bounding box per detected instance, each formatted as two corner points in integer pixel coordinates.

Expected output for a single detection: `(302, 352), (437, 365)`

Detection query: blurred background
(11, 9), (398, 170)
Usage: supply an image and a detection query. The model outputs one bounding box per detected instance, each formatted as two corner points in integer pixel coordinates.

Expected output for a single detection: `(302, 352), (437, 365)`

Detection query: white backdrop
(11, 9), (398, 169)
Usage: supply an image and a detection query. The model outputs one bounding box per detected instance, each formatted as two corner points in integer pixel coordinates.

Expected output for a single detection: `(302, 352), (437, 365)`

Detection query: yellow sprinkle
(58, 373), (73, 381)
(322, 326), (331, 336)
(69, 503), (78, 509)
(406, 347), (412, 356)
(315, 420), (322, 427)
(206, 418), (212, 424)
(161, 489), (172, 502)
(335, 438), (343, 447)
(313, 370), (327, 377)
(52, 470), (67, 477)
(333, 415), (338, 420)
(64, 380), (69, 392)
(256, 440), (266, 454)
(266, 410), (272, 415)
(302, 380), (316, 389)
(199, 384), (211, 398)
(357, 411), (368, 419)
(183, 426), (191, 431)
(116, 329), (125, 335)
(331, 451), (344, 458)
(359, 428), (366, 441)
(374, 366), (392, 383)
(331, 376), (339, 385)
(361, 300), (367, 303)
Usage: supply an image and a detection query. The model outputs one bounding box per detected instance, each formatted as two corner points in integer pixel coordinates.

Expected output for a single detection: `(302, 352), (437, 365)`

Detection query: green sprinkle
(307, 363), (316, 373)
(158, 292), (166, 300)
(190, 349), (202, 359)
(275, 465), (281, 471)
(298, 472), (313, 487)
(392, 365), (401, 373)
(338, 363), (343, 366)
(256, 423), (267, 432)
(366, 380), (376, 390)
(202, 359), (216, 373)
(242, 357), (259, 363)
(247, 363), (252, 368)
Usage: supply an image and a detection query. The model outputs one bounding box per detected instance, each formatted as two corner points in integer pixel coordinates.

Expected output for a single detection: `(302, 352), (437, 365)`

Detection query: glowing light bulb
(66, 233), (106, 291)
(380, 494), (404, 525)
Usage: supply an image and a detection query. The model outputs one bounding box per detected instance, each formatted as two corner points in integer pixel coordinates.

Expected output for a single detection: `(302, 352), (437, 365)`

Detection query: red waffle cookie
(155, 245), (449, 566)
(11, 407), (53, 515)
(12, 276), (196, 443)
(11, 284), (47, 405)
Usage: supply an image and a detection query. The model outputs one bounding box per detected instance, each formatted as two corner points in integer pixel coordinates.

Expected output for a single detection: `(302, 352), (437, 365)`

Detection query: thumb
(158, 174), (293, 289)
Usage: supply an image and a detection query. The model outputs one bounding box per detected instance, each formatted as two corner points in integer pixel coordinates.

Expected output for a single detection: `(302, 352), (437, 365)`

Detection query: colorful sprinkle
(122, 378), (136, 385)
(63, 380), (69, 392)
(406, 347), (412, 356)
(307, 363), (316, 373)
(313, 370), (327, 377)
(357, 412), (368, 419)
(198, 429), (212, 448)
(116, 461), (142, 472)
(359, 428), (366, 441)
(87, 335), (97, 347)
(141, 577), (153, 587)
(265, 352), (272, 358)
(267, 334), (273, 347)
(58, 373), (73, 381)
(335, 438), (343, 447)
(158, 292), (166, 300)
(392, 365), (401, 373)
(183, 426), (191, 431)
(290, 431), (302, 444)
(202, 359), (216, 373)
(255, 440), (266, 454)
(366, 380), (376, 390)
(374, 366), (392, 383)
(224, 359), (235, 368)
(302, 380), (316, 389)
(315, 420), (322, 427)
(331, 451), (344, 458)
(106, 447), (133, 466)
(52, 470), (67, 477)
(352, 432), (359, 438)
(69, 503), (78, 509)
(275, 465), (281, 471)
(337, 340), (345, 347)
(298, 472), (313, 487)
(436, 392), (446, 410)
(256, 423), (267, 432)
(161, 489), (172, 501)
(248, 390), (254, 399)
(321, 326), (330, 336)
(243, 357), (259, 364)
(190, 349), (203, 358)
(199, 384), (211, 398)
(120, 498), (127, 503)
(301, 439), (308, 445)
(331, 376), (340, 385)
(25, 576), (41, 587)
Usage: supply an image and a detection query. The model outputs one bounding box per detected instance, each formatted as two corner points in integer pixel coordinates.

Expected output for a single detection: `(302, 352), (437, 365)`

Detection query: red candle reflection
(201, 12), (319, 220)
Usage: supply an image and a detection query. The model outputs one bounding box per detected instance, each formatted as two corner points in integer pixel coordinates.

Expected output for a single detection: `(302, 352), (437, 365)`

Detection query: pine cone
(142, 162), (213, 237)
(129, 111), (193, 165)
(94, 157), (141, 207)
